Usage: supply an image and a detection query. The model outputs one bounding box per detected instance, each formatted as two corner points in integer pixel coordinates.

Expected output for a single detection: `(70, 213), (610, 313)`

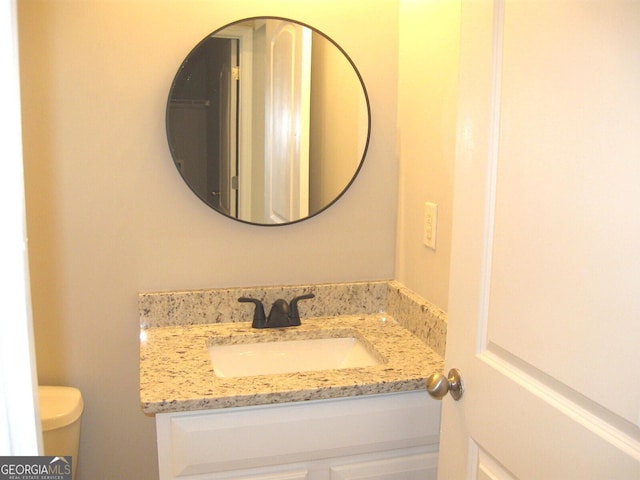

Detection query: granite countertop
(140, 313), (443, 414)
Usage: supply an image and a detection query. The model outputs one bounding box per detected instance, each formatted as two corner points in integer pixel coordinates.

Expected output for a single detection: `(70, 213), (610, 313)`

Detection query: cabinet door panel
(211, 468), (310, 480)
(330, 449), (438, 480)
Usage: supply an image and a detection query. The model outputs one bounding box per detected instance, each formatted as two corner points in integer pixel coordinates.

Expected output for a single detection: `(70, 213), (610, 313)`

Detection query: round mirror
(166, 17), (371, 226)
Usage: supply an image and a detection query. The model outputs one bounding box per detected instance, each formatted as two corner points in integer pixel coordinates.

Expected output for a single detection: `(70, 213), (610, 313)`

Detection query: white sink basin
(208, 336), (382, 378)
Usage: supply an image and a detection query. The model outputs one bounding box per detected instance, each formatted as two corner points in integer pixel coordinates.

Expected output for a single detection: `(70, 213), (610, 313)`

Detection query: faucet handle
(288, 293), (315, 326)
(238, 297), (266, 328)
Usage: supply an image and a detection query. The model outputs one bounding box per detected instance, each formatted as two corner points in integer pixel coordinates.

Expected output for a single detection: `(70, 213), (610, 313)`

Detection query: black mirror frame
(165, 16), (371, 227)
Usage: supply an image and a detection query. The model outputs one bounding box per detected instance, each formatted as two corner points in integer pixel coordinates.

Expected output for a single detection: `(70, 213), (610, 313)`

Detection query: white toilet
(38, 386), (84, 480)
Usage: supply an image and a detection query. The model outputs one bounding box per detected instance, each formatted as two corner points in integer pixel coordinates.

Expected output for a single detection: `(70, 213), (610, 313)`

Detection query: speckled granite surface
(139, 281), (388, 328)
(386, 281), (447, 357)
(140, 314), (443, 414)
(139, 280), (447, 414)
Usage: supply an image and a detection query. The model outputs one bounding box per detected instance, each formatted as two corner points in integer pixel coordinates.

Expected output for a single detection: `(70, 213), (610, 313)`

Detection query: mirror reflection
(166, 17), (370, 225)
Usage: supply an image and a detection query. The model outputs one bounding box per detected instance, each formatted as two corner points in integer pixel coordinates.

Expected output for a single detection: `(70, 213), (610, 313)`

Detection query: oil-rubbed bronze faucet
(238, 294), (315, 328)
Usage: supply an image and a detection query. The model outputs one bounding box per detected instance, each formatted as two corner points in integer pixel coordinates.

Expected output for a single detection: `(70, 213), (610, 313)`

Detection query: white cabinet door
(439, 1), (640, 478)
(156, 392), (440, 480)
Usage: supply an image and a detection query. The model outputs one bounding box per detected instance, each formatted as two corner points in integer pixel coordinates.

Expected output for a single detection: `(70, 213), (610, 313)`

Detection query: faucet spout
(266, 299), (290, 328)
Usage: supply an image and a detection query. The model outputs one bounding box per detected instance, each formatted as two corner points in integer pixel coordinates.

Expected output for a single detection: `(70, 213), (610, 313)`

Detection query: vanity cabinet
(155, 391), (441, 479)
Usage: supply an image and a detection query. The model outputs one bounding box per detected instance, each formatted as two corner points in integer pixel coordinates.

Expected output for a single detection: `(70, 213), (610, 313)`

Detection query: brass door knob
(426, 368), (464, 401)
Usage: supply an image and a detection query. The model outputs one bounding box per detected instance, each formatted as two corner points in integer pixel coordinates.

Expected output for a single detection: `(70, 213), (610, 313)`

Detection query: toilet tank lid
(38, 386), (84, 431)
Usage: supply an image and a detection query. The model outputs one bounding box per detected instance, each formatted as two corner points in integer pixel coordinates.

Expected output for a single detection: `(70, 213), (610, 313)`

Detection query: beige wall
(395, 0), (461, 310)
(18, 1), (398, 478)
(19, 0), (461, 477)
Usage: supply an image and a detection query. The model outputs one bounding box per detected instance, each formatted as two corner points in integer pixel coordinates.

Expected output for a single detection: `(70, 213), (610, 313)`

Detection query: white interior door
(264, 20), (311, 223)
(438, 1), (640, 478)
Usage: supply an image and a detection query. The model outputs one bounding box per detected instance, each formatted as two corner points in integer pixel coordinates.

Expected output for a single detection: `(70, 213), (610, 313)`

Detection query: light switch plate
(423, 202), (438, 250)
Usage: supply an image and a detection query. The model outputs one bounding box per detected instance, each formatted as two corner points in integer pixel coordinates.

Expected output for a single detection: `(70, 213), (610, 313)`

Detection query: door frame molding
(212, 25), (253, 220)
